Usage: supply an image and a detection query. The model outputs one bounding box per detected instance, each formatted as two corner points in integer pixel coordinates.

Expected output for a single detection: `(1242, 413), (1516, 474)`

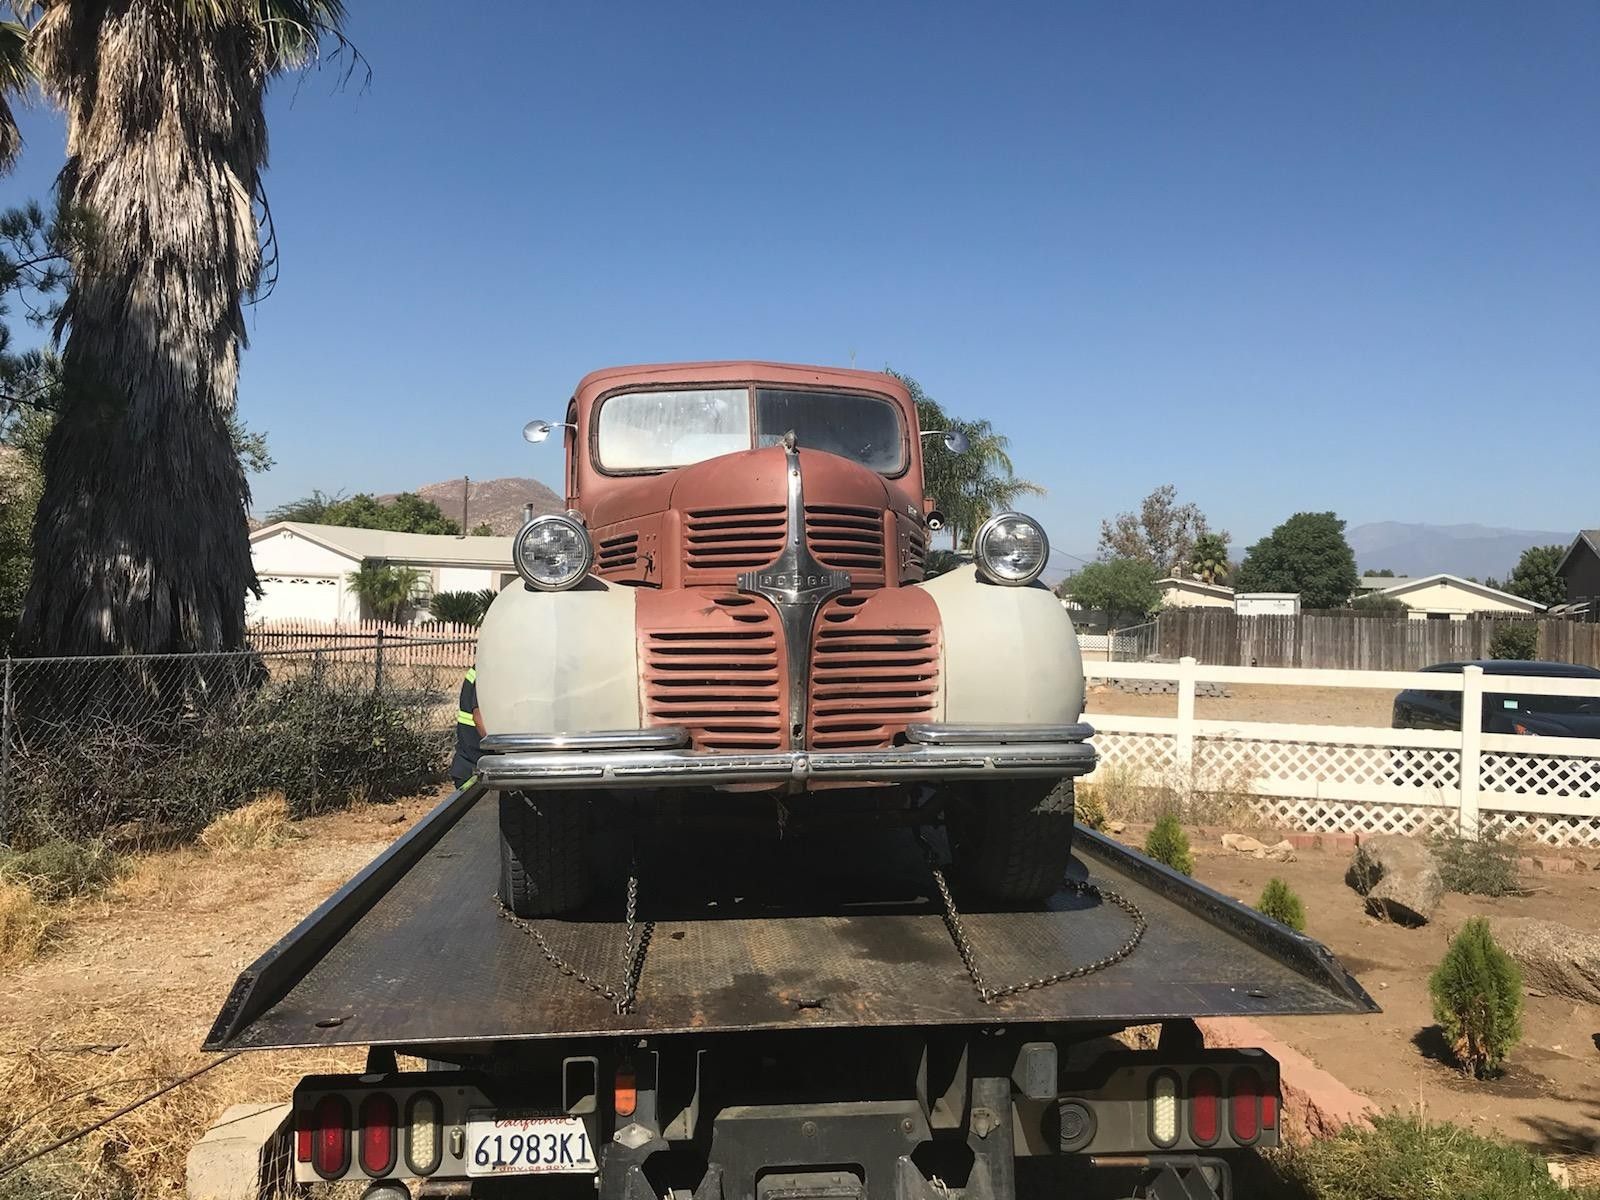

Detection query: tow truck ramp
(207, 785), (1374, 1052)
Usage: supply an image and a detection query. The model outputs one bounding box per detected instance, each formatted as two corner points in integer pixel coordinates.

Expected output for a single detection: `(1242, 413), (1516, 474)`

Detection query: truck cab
(474, 363), (1094, 914)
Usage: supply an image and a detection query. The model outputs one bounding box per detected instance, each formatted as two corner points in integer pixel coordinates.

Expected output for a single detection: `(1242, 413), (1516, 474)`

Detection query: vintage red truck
(474, 361), (1095, 915)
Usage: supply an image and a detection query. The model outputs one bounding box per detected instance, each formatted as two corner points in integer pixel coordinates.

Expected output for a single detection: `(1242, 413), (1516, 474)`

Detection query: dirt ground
(0, 796), (437, 1196)
(0, 791), (1594, 1193)
(1086, 681), (1395, 727)
(1164, 829), (1600, 1165)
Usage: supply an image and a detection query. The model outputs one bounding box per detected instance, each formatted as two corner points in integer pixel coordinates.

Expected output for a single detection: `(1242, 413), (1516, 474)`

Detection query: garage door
(251, 574), (342, 623)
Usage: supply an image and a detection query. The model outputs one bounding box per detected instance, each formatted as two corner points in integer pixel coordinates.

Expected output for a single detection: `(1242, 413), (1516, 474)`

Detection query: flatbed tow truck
(204, 781), (1376, 1200)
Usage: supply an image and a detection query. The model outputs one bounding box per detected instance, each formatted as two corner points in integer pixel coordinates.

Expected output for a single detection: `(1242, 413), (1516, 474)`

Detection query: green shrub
(1074, 782), (1107, 831)
(429, 590), (489, 626)
(1432, 828), (1523, 897)
(1143, 811), (1193, 875)
(5, 667), (448, 845)
(0, 840), (120, 902)
(245, 674), (445, 819)
(1272, 1114), (1595, 1200)
(1488, 623), (1538, 660)
(1256, 877), (1306, 931)
(1429, 918), (1522, 1078)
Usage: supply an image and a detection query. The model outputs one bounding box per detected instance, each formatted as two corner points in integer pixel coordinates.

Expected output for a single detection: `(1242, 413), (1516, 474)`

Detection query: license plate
(465, 1112), (596, 1176)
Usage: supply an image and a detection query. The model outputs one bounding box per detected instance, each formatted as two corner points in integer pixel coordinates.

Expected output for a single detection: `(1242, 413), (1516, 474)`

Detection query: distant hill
(1347, 522), (1573, 580)
(389, 477), (565, 535)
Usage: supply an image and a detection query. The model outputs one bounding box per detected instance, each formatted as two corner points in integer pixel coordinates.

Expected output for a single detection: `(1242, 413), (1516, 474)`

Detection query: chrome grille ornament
(737, 432), (851, 750)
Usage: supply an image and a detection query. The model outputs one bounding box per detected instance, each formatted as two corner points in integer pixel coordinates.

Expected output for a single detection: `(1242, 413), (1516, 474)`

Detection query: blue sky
(6, 1), (1597, 561)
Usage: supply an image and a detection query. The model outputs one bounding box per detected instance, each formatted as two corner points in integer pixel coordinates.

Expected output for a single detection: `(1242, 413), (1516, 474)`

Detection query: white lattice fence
(1087, 715), (1600, 848)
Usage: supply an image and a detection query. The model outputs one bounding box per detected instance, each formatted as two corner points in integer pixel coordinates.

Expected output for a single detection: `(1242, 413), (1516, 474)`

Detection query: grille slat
(808, 594), (938, 751)
(684, 506), (787, 584)
(806, 505), (886, 588)
(645, 596), (784, 751)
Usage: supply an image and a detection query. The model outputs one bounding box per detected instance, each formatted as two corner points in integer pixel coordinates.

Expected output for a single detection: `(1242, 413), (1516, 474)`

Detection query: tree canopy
(1504, 544), (1566, 609)
(268, 491), (461, 535)
(1233, 512), (1358, 610)
(886, 369), (1043, 551)
(1059, 557), (1162, 625)
(1099, 485), (1220, 575)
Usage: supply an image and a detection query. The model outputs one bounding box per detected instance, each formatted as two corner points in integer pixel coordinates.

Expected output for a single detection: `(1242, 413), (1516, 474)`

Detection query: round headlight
(514, 514), (593, 591)
(974, 512), (1049, 586)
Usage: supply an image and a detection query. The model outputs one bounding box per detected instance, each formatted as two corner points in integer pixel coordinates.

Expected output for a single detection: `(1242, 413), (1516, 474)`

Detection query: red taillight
(1230, 1068), (1260, 1143)
(359, 1092), (398, 1176)
(311, 1095), (351, 1179)
(295, 1122), (313, 1163)
(1261, 1088), (1279, 1131)
(1188, 1069), (1220, 1145)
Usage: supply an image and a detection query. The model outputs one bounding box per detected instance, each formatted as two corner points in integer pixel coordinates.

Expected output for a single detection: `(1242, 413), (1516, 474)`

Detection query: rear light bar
(1109, 1059), (1280, 1155)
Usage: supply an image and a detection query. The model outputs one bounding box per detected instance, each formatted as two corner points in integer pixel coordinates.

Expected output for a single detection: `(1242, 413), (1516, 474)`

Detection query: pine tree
(1429, 918), (1522, 1078)
(1144, 812), (1193, 875)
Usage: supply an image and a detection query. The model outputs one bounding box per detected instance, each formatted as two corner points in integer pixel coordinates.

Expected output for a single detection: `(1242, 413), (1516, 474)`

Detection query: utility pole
(461, 475), (470, 535)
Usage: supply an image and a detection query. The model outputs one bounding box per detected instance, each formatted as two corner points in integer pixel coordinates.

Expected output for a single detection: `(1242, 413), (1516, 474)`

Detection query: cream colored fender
(474, 577), (642, 735)
(915, 565), (1085, 724)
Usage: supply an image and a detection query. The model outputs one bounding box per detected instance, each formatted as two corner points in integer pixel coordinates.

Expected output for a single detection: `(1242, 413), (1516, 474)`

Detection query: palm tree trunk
(19, 3), (263, 655)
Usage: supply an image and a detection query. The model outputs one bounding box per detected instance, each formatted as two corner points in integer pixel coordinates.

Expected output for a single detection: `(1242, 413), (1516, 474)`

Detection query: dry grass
(0, 1013), (362, 1200)
(197, 796), (299, 855)
(0, 883), (54, 972)
(1080, 756), (1262, 825)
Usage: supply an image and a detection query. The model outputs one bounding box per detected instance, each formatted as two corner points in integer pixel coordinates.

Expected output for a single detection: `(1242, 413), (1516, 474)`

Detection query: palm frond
(0, 19), (31, 174)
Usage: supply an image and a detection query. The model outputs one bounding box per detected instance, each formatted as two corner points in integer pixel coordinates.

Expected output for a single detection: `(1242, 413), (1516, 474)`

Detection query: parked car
(474, 362), (1096, 915)
(1393, 660), (1600, 736)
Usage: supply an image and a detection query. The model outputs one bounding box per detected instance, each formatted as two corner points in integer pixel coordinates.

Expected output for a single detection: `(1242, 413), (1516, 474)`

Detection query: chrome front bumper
(475, 722), (1096, 791)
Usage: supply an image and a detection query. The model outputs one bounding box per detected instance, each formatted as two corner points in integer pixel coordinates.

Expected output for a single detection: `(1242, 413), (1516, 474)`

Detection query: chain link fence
(0, 636), (473, 849)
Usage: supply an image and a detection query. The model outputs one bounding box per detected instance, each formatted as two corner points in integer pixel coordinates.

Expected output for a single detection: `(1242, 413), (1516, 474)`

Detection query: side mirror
(523, 419), (571, 444)
(942, 429), (969, 455)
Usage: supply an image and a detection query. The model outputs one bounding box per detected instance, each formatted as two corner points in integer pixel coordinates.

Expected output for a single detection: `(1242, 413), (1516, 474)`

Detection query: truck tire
(498, 791), (594, 917)
(946, 778), (1076, 901)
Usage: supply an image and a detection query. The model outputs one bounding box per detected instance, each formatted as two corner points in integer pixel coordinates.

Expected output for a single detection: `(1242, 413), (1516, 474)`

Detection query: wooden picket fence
(1156, 610), (1600, 670)
(246, 619), (478, 667)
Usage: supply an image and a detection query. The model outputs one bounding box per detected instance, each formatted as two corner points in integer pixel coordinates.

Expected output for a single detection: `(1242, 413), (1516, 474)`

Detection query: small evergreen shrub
(1256, 877), (1306, 931)
(1143, 811), (1193, 875)
(1432, 828), (1522, 897)
(1488, 623), (1538, 661)
(1429, 918), (1523, 1078)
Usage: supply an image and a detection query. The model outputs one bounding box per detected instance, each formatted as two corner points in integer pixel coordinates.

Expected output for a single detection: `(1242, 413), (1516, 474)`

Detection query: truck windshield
(597, 387), (905, 474)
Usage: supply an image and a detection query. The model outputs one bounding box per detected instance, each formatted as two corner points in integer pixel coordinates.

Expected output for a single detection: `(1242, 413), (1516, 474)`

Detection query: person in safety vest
(450, 666), (486, 786)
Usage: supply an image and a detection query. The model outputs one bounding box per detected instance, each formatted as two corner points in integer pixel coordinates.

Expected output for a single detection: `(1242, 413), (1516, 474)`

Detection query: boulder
(1266, 839), (1297, 863)
(1221, 834), (1266, 853)
(1486, 917), (1600, 1006)
(1345, 835), (1442, 926)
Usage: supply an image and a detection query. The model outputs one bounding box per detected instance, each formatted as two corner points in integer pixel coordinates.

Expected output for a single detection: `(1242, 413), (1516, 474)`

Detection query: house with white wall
(1156, 577), (1234, 609)
(248, 521), (516, 623)
(1360, 573), (1543, 621)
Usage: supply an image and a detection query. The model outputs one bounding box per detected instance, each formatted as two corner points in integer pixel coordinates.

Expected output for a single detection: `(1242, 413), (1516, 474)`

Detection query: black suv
(1392, 660), (1600, 737)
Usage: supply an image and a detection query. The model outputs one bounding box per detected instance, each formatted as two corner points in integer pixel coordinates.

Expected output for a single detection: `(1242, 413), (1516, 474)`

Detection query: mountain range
(395, 476), (565, 535)
(1345, 522), (1573, 581)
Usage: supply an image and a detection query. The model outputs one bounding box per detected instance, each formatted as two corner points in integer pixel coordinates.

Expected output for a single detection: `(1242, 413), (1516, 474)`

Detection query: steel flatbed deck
(206, 784), (1375, 1052)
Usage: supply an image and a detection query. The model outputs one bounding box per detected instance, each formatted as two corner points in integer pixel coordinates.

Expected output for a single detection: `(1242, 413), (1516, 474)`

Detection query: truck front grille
(808, 592), (940, 751)
(683, 506), (787, 585)
(643, 595), (785, 751)
(805, 505), (886, 588)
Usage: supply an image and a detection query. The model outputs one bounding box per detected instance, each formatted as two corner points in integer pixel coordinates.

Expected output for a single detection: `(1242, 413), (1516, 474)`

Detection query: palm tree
(349, 563), (422, 623)
(0, 18), (29, 173)
(15, 1), (348, 656)
(1188, 532), (1231, 585)
(888, 369), (1044, 551)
